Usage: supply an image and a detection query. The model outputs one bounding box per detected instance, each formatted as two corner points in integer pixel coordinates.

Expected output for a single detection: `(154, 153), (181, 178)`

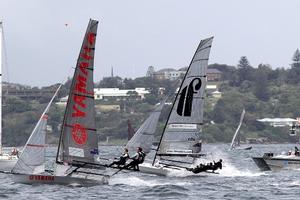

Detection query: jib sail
(126, 98), (166, 153)
(12, 85), (61, 174)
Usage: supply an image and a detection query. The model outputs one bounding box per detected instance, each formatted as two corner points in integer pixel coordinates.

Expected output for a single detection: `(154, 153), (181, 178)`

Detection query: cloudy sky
(1, 0), (300, 87)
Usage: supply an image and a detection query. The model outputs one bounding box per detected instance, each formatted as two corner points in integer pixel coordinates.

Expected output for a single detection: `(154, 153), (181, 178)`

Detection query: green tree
(254, 64), (270, 101)
(237, 56), (254, 85)
(287, 49), (300, 84)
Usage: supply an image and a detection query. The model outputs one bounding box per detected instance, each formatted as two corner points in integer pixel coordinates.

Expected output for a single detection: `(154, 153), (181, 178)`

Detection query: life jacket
(138, 151), (146, 163)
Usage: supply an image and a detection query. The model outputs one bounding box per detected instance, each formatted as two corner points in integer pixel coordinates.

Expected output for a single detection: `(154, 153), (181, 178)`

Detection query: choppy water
(1, 144), (300, 200)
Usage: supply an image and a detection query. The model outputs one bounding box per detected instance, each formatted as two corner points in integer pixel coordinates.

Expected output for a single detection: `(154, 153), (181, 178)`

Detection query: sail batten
(56, 19), (99, 165)
(153, 37), (213, 165)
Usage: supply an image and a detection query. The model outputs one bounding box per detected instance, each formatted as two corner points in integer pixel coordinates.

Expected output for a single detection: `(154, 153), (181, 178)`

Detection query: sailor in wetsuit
(187, 159), (223, 174)
(125, 147), (146, 171)
(109, 148), (130, 168)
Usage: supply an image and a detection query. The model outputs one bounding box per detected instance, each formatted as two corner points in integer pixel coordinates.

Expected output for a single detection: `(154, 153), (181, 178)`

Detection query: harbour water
(1, 144), (300, 200)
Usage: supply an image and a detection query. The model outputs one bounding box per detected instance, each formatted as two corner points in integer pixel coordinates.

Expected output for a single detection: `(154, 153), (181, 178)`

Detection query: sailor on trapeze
(187, 159), (223, 174)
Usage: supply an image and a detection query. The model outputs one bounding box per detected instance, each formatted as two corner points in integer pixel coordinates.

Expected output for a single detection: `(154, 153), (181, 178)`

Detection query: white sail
(154, 37), (213, 162)
(126, 99), (165, 153)
(229, 109), (246, 150)
(12, 85), (62, 174)
(0, 21), (3, 154)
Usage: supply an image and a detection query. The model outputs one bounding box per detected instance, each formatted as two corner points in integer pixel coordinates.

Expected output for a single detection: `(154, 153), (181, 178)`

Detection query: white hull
(139, 162), (185, 176)
(0, 155), (18, 172)
(12, 173), (109, 186)
(265, 156), (300, 170)
(253, 154), (300, 171)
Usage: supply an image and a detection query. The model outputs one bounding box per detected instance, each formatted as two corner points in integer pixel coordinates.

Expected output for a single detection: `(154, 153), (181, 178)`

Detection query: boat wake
(218, 164), (265, 177)
(109, 176), (192, 187)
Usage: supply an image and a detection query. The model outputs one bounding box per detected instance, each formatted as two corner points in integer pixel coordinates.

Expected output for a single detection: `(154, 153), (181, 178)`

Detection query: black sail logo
(177, 78), (202, 116)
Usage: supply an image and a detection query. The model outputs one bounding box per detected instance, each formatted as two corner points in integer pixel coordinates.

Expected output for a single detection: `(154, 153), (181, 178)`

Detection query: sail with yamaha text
(56, 19), (99, 166)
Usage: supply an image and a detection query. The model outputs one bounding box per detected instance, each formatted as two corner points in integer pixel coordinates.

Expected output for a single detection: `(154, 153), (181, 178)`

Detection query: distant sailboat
(139, 37), (214, 176)
(229, 109), (252, 150)
(0, 21), (18, 171)
(126, 99), (166, 153)
(127, 120), (135, 140)
(13, 19), (108, 185)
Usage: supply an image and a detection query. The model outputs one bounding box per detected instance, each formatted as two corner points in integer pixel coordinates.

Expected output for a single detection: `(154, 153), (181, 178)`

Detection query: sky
(0, 0), (300, 87)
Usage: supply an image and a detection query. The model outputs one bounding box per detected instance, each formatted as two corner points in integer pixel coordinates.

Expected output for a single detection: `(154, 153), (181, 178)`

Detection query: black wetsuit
(109, 153), (129, 167)
(125, 151), (145, 171)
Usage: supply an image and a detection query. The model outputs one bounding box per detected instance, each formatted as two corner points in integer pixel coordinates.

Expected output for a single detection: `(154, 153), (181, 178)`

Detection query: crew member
(109, 148), (130, 168)
(125, 147), (146, 171)
(11, 147), (19, 157)
(295, 146), (300, 156)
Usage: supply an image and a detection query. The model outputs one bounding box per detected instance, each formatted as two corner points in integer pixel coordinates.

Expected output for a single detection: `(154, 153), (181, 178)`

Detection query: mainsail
(126, 99), (166, 153)
(0, 21), (3, 154)
(230, 109), (246, 150)
(12, 84), (62, 174)
(153, 37), (213, 164)
(56, 19), (99, 165)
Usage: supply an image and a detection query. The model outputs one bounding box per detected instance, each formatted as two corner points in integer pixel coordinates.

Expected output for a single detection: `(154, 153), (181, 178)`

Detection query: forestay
(12, 84), (62, 174)
(56, 19), (99, 165)
(126, 99), (166, 153)
(155, 37), (213, 161)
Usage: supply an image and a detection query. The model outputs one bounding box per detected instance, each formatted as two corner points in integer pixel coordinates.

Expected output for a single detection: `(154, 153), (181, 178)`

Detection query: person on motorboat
(108, 148), (130, 168)
(124, 147), (146, 171)
(11, 147), (19, 157)
(295, 146), (300, 156)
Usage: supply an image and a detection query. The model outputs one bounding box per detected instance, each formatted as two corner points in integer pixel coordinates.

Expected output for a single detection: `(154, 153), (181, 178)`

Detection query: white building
(94, 87), (150, 100)
(57, 88), (150, 104)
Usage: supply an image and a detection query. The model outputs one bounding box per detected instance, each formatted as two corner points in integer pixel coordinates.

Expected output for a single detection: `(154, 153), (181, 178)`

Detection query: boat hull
(139, 163), (172, 176)
(253, 154), (300, 171)
(12, 173), (109, 186)
(0, 156), (18, 172)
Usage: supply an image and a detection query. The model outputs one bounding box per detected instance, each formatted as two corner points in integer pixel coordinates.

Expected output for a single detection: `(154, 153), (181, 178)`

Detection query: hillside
(2, 54), (300, 146)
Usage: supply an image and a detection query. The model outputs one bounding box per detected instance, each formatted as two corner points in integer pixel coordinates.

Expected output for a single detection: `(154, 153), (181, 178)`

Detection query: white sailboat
(12, 84), (61, 179)
(126, 99), (166, 154)
(0, 21), (18, 171)
(229, 109), (252, 150)
(139, 37), (214, 176)
(13, 19), (109, 185)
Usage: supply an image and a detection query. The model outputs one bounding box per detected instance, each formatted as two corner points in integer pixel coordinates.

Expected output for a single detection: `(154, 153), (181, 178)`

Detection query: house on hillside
(148, 66), (222, 82)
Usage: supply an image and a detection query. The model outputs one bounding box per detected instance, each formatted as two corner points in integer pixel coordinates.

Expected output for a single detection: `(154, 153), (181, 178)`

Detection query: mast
(152, 37), (213, 165)
(0, 21), (3, 154)
(230, 109), (245, 150)
(56, 19), (99, 165)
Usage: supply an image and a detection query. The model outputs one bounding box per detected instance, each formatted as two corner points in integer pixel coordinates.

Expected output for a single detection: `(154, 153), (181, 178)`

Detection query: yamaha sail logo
(176, 78), (202, 117)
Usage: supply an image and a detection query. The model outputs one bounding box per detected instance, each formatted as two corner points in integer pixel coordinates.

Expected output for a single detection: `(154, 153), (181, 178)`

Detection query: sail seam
(64, 124), (97, 131)
(72, 93), (94, 99)
(196, 45), (212, 53)
(192, 58), (209, 62)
